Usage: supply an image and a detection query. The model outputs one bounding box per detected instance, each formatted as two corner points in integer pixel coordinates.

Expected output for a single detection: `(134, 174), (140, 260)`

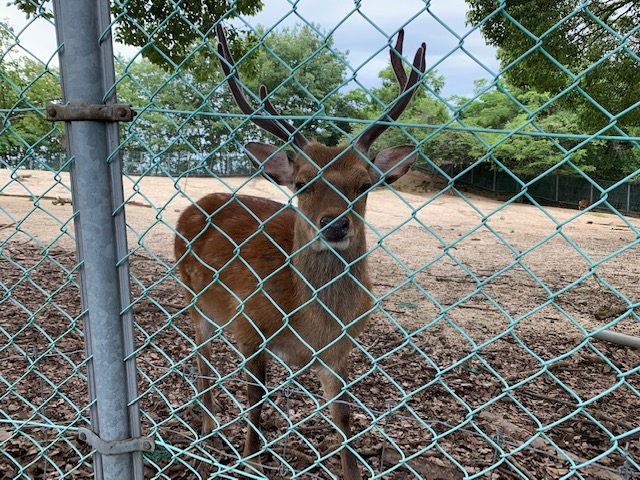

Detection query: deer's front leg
(241, 348), (267, 470)
(319, 364), (363, 480)
(191, 308), (223, 434)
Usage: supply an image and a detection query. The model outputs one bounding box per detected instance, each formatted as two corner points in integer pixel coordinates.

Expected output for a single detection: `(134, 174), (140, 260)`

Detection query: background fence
(418, 163), (640, 214)
(9, 154), (640, 213)
(1, 152), (254, 177)
(1, 1), (639, 479)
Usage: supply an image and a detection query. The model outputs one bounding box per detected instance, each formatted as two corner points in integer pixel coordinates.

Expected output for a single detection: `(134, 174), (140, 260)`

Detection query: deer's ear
(370, 146), (417, 184)
(245, 142), (294, 188)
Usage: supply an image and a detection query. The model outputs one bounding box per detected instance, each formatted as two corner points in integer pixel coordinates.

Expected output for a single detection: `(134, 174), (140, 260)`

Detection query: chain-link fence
(418, 163), (640, 213)
(1, 152), (253, 177)
(1, 1), (639, 479)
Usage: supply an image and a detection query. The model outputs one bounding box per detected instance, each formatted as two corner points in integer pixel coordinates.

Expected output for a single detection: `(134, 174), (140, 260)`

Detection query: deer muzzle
(320, 216), (350, 242)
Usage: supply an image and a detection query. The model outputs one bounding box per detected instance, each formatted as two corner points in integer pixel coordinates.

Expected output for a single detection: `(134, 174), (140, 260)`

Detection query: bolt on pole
(51, 0), (142, 479)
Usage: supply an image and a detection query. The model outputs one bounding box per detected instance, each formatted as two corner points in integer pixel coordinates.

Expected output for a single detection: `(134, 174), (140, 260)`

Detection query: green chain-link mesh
(1, 1), (639, 479)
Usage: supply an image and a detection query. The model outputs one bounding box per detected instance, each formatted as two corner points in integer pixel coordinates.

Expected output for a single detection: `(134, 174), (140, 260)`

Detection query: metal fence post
(52, 0), (143, 479)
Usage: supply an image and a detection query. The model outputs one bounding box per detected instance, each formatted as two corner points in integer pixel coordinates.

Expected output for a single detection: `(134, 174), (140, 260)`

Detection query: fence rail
(1, 1), (639, 479)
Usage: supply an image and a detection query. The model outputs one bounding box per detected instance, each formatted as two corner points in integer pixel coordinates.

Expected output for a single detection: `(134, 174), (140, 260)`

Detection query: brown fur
(182, 26), (423, 478)
(578, 199), (593, 210)
(174, 143), (403, 479)
(179, 25), (426, 477)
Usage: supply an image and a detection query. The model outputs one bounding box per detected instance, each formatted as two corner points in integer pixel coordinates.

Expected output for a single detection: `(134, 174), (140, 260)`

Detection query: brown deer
(578, 199), (593, 210)
(174, 25), (425, 480)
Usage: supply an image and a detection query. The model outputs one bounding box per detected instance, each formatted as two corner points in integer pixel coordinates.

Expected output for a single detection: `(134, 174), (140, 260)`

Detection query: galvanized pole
(51, 0), (143, 479)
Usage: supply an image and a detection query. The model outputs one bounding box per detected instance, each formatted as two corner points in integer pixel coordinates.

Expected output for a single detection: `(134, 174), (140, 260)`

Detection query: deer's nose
(320, 216), (350, 241)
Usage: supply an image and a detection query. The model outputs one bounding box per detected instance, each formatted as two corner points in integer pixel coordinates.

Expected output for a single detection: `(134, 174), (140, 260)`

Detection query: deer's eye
(295, 181), (307, 193)
(359, 183), (372, 194)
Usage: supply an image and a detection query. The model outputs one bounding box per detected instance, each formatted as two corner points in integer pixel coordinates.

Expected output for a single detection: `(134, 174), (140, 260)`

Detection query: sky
(3, 0), (500, 98)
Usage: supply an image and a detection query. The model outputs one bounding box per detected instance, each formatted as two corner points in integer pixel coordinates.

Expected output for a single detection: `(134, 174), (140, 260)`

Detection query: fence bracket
(77, 427), (155, 455)
(46, 103), (136, 122)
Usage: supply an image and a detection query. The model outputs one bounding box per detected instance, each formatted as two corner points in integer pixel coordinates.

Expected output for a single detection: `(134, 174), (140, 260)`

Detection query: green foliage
(455, 83), (640, 178)
(116, 57), (225, 153)
(8, 0), (264, 70)
(244, 24), (362, 146)
(2, 10), (637, 182)
(114, 0), (262, 67)
(464, 85), (586, 174)
(354, 64), (449, 158)
(115, 23), (361, 158)
(0, 25), (63, 164)
(425, 125), (478, 167)
(465, 0), (640, 132)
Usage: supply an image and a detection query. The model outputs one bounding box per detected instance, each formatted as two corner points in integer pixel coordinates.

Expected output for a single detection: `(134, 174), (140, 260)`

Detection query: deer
(578, 199), (593, 210)
(174, 25), (425, 480)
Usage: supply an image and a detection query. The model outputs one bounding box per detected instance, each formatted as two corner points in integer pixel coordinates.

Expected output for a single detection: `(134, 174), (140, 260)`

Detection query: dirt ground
(1, 168), (639, 479)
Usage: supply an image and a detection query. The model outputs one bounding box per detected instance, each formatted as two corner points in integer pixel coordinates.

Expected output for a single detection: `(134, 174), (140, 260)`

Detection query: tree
(243, 24), (363, 146)
(9, 0), (264, 70)
(115, 55), (248, 175)
(465, 0), (640, 132)
(113, 23), (361, 174)
(424, 123), (478, 168)
(455, 82), (640, 178)
(354, 64), (450, 159)
(0, 24), (63, 165)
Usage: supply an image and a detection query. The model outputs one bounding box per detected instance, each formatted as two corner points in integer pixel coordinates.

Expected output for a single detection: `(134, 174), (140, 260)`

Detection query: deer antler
(216, 25), (308, 148)
(355, 30), (426, 151)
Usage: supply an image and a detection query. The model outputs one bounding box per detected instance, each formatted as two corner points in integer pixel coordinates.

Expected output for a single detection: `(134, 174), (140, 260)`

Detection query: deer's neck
(291, 226), (371, 322)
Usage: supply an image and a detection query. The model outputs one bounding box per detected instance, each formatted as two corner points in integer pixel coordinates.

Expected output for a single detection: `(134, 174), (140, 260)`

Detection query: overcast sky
(4, 0), (499, 98)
